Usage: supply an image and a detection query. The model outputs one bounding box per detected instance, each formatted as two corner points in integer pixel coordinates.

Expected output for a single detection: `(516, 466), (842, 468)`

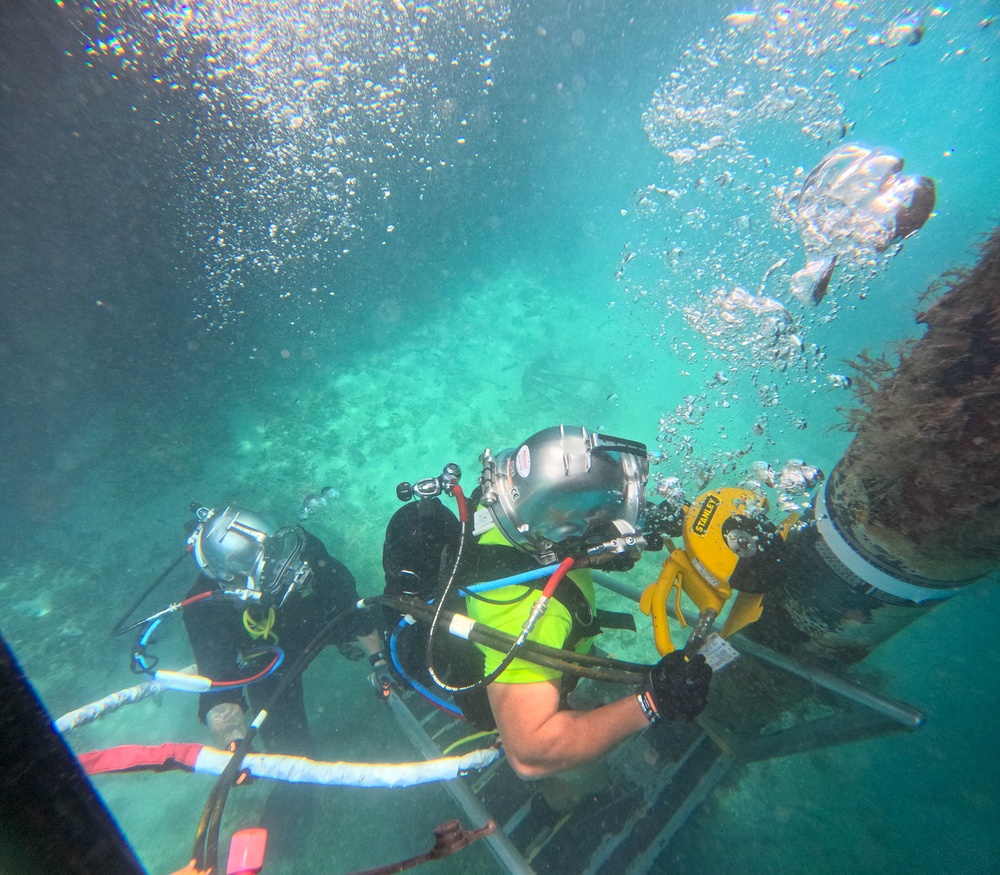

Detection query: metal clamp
(584, 520), (647, 564)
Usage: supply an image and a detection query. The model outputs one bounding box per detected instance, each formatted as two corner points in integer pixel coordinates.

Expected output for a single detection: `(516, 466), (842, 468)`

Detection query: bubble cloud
(62, 0), (510, 326)
(789, 142), (935, 304)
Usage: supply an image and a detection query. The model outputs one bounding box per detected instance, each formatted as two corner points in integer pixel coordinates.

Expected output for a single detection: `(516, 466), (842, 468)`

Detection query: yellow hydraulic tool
(640, 487), (796, 655)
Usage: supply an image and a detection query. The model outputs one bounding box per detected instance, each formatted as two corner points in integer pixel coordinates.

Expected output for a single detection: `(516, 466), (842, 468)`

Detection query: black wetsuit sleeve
(303, 533), (376, 643)
(182, 577), (247, 723)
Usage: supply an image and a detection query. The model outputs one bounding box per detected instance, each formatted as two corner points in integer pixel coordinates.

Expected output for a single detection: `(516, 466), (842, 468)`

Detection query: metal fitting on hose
(396, 464), (462, 502)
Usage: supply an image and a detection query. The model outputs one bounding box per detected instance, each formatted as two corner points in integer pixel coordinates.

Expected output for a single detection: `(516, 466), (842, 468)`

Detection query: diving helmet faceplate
(259, 526), (311, 606)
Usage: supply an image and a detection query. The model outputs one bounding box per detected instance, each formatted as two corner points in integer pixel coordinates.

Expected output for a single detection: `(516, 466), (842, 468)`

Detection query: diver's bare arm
(357, 630), (386, 660)
(488, 679), (648, 779)
(206, 702), (250, 747)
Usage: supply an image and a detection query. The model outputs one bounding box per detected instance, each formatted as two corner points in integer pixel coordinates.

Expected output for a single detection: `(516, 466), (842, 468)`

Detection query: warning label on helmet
(516, 445), (531, 478)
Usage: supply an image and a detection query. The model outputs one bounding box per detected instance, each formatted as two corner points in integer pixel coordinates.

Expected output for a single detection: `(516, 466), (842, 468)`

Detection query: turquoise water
(1, 1), (998, 873)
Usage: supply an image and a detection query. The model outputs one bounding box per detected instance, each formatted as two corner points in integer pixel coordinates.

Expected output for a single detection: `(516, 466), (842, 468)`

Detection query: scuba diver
(380, 425), (713, 779)
(182, 504), (387, 853)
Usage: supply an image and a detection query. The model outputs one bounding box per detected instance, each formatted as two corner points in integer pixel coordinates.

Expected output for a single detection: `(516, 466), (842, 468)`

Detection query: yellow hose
(242, 607), (279, 643)
(442, 730), (498, 756)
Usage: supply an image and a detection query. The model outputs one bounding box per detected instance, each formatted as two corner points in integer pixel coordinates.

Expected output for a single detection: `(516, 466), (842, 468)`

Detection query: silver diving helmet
(479, 425), (649, 563)
(190, 505), (310, 605)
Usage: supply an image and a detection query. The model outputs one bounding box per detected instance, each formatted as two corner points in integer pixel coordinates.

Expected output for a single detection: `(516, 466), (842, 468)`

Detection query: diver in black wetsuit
(181, 504), (388, 854)
(380, 493), (496, 729)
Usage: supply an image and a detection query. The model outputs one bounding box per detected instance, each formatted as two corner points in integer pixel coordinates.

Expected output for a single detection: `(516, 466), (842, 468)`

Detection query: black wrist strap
(369, 651), (387, 667)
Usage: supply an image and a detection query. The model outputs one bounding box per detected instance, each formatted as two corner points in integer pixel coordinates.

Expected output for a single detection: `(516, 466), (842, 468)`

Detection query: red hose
(541, 556), (575, 599)
(452, 484), (468, 524)
(210, 650), (282, 689)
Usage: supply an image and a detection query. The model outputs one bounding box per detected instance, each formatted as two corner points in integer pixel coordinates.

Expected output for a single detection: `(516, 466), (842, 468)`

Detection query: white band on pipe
(192, 746), (500, 789)
(815, 483), (961, 604)
(449, 614), (476, 640)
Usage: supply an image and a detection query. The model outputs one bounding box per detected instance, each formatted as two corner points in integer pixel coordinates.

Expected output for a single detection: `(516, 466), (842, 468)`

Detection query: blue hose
(389, 620), (464, 719)
(460, 563), (559, 595)
(134, 618), (283, 689)
(133, 619), (162, 673)
(387, 564), (556, 716)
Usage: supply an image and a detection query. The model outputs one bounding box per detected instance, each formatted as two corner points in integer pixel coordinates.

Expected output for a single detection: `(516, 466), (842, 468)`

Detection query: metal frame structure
(385, 572), (924, 874)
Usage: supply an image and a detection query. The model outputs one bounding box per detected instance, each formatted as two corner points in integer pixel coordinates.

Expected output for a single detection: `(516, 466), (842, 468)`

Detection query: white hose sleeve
(192, 746), (500, 788)
(55, 665), (198, 734)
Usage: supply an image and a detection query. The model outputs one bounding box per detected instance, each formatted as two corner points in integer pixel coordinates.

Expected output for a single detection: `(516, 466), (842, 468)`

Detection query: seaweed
(834, 226), (1000, 573)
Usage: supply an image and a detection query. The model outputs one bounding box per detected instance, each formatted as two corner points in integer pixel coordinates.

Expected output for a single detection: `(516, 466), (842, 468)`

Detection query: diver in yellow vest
(470, 426), (712, 778)
(380, 426), (713, 779)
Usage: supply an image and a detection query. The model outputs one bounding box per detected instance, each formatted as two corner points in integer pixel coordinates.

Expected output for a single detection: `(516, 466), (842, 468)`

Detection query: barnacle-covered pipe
(746, 227), (1000, 664)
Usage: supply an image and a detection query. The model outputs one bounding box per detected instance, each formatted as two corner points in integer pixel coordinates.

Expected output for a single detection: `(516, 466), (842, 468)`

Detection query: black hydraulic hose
(424, 486), (470, 693)
(422, 483), (558, 695)
(191, 608), (357, 873)
(374, 594), (649, 684)
(380, 593), (645, 674)
(463, 557), (576, 692)
(421, 483), (568, 695)
(428, 566), (584, 694)
(472, 627), (643, 684)
(110, 550), (189, 637)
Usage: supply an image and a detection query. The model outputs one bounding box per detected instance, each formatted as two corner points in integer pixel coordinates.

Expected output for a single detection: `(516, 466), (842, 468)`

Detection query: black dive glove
(369, 653), (401, 701)
(638, 651), (712, 724)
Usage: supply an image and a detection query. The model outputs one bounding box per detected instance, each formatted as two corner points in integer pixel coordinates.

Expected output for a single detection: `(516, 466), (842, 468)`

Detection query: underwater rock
(12, 595), (52, 619)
